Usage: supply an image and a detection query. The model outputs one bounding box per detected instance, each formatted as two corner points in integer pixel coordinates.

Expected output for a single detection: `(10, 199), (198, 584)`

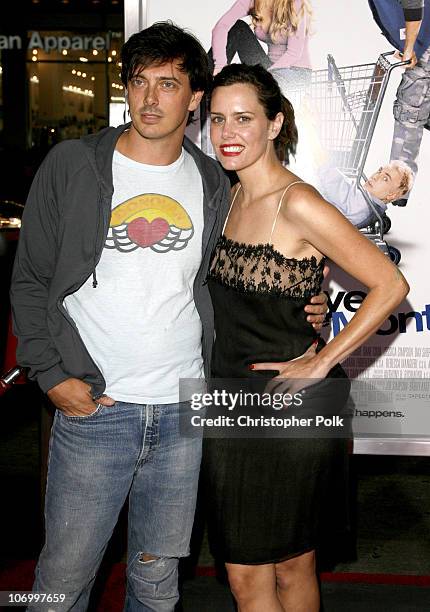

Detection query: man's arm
(400, 0), (424, 67)
(305, 265), (330, 330)
(10, 148), (114, 415)
(10, 148), (70, 393)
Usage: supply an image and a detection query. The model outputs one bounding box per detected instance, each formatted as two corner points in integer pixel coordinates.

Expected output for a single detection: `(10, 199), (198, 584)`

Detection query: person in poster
(210, 0), (313, 92)
(317, 161), (413, 227)
(369, 0), (430, 205)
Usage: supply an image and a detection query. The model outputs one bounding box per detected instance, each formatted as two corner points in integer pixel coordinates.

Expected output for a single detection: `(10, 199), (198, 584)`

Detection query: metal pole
(123, 0), (148, 119)
(124, 0), (148, 41)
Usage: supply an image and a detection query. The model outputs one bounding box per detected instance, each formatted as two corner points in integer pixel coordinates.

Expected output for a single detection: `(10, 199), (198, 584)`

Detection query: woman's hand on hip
(250, 343), (329, 396)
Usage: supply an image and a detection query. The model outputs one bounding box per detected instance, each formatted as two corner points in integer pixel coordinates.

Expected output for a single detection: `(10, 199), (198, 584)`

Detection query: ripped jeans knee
(127, 552), (179, 610)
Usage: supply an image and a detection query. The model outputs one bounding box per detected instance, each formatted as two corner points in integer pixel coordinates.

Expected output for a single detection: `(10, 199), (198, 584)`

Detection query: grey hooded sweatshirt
(10, 123), (230, 397)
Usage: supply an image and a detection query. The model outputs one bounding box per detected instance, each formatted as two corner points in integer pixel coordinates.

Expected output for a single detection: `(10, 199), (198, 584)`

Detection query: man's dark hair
(120, 21), (212, 93)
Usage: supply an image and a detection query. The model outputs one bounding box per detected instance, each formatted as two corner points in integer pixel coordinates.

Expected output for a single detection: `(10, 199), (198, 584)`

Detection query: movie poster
(146, 1), (430, 445)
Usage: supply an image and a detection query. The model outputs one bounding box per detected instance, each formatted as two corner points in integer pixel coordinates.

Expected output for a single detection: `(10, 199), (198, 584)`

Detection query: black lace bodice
(208, 235), (325, 298)
(206, 233), (347, 381)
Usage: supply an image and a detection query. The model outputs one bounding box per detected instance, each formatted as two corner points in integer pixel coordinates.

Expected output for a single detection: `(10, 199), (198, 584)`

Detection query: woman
(202, 63), (409, 611)
(211, 0), (313, 90)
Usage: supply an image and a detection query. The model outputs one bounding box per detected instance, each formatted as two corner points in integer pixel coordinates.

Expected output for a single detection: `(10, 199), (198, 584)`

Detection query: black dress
(202, 184), (351, 565)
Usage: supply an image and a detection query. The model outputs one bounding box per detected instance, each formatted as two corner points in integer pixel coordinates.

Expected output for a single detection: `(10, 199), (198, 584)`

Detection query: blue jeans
(29, 401), (202, 612)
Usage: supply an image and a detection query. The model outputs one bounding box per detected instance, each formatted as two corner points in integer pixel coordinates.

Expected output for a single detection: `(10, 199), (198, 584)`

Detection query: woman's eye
(211, 116), (224, 124)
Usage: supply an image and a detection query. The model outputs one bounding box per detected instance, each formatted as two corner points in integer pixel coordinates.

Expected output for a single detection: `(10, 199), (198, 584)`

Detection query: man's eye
(238, 116), (251, 123)
(161, 81), (176, 89)
(131, 78), (144, 87)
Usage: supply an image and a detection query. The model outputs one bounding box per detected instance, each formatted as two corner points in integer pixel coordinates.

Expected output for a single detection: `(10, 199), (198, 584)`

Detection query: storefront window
(26, 30), (124, 152)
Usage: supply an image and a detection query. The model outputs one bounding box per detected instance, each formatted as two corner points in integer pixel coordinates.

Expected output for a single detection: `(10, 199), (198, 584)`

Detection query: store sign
(0, 32), (110, 52)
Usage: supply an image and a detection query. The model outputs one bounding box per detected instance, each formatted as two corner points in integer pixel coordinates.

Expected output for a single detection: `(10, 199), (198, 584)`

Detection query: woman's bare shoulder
(281, 181), (335, 221)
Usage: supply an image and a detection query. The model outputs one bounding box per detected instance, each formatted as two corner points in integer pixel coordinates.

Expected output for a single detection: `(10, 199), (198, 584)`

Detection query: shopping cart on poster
(291, 51), (409, 264)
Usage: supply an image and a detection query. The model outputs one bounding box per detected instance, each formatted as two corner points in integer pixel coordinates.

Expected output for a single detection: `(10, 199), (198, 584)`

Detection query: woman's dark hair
(121, 21), (212, 94)
(211, 64), (298, 164)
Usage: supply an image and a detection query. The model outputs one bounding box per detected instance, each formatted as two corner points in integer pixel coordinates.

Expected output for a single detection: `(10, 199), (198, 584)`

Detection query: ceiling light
(79, 57), (88, 63)
(63, 85), (94, 97)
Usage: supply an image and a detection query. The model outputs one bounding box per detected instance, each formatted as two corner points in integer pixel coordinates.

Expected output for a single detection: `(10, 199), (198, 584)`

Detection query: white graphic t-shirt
(64, 148), (204, 403)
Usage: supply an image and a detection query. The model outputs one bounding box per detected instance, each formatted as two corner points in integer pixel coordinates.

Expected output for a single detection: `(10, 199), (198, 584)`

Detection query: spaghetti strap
(269, 181), (304, 244)
(222, 184), (242, 234)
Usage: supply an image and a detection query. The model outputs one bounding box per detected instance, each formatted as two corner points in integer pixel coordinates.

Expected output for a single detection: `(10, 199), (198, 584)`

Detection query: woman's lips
(220, 144), (245, 157)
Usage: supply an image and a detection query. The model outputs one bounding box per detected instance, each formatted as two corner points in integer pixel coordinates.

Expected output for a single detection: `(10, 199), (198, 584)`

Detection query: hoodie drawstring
(92, 191), (103, 289)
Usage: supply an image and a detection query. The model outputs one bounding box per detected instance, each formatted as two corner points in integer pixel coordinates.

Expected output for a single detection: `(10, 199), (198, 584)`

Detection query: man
(10, 22), (327, 612)
(368, 0), (430, 205)
(316, 160), (414, 227)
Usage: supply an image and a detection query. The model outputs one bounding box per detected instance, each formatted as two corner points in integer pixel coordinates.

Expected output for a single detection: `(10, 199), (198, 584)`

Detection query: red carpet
(1, 560), (429, 611)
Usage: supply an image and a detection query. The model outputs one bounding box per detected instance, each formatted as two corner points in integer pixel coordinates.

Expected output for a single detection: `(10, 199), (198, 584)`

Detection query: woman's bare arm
(286, 186), (409, 371)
